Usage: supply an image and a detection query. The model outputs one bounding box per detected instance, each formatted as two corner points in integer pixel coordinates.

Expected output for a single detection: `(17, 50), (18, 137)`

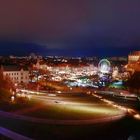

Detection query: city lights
(0, 0), (140, 139)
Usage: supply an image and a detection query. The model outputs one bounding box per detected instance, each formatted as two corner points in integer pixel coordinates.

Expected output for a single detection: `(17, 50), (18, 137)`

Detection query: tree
(0, 70), (15, 103)
(126, 72), (140, 94)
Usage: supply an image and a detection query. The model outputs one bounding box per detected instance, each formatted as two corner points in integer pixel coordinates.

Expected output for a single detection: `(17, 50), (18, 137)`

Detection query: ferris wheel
(98, 59), (111, 74)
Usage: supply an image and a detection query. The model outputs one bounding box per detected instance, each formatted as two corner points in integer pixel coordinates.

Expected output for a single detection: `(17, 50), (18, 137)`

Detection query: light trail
(29, 94), (125, 121)
(6, 90), (127, 124)
(19, 89), (140, 120)
(92, 92), (140, 120)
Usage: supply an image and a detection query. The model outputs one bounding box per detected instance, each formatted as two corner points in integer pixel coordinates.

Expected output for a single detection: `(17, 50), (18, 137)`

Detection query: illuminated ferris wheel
(98, 59), (111, 74)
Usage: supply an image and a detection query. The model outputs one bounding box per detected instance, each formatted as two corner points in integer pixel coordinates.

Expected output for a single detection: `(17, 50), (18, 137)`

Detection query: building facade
(126, 51), (140, 73)
(2, 65), (29, 84)
(128, 51), (140, 64)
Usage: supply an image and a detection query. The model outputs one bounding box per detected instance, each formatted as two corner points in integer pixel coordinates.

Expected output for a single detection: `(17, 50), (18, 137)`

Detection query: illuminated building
(128, 51), (140, 64)
(112, 66), (119, 79)
(126, 51), (140, 73)
(1, 65), (29, 84)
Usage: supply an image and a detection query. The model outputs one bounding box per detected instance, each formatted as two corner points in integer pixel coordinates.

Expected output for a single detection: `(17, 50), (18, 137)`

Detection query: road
(0, 93), (127, 125)
(92, 90), (140, 120)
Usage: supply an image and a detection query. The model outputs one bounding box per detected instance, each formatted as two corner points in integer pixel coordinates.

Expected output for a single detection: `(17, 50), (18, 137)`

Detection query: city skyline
(0, 41), (139, 57)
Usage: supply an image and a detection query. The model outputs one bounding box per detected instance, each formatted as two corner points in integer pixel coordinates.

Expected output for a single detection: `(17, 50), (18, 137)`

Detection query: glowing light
(134, 114), (140, 120)
(16, 93), (21, 97)
(11, 96), (15, 102)
(98, 59), (111, 73)
(27, 95), (31, 100)
(48, 94), (56, 97)
(128, 109), (137, 114)
(92, 92), (128, 113)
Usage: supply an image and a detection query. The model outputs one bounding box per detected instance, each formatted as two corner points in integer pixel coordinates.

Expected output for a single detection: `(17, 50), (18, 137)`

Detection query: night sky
(0, 0), (140, 57)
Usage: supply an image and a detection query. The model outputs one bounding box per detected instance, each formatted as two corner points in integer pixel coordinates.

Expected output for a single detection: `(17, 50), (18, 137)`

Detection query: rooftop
(1, 65), (28, 71)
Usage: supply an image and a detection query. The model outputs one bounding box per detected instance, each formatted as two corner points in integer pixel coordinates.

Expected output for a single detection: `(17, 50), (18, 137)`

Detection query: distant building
(33, 59), (48, 70)
(1, 65), (29, 84)
(108, 57), (127, 62)
(126, 51), (140, 73)
(128, 51), (140, 64)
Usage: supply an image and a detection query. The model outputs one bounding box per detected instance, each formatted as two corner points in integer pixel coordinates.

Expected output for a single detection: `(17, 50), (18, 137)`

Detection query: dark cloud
(0, 0), (139, 56)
